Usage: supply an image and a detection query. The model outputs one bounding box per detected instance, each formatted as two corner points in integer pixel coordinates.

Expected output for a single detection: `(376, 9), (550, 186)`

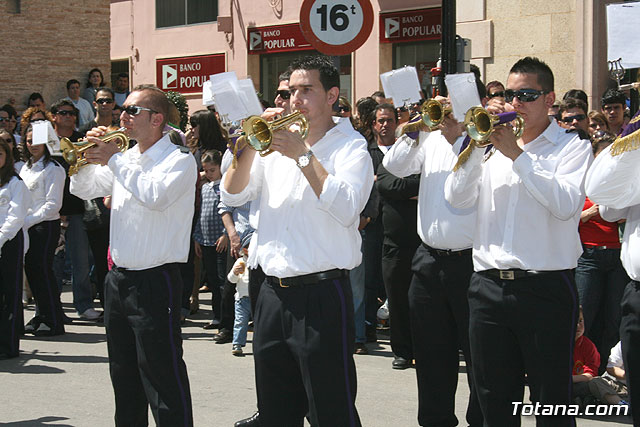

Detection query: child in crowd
(586, 341), (629, 405)
(227, 231), (252, 356)
(193, 150), (227, 329)
(572, 307), (600, 405)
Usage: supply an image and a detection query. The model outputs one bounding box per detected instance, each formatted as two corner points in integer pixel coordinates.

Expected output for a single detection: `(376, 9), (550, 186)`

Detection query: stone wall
(0, 0), (111, 113)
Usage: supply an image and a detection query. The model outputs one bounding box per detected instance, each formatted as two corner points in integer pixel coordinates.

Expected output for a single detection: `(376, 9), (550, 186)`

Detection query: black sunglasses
(505, 89), (548, 103)
(338, 105), (350, 113)
(123, 105), (157, 116)
(487, 91), (505, 98)
(0, 117), (8, 122)
(96, 98), (114, 105)
(560, 114), (586, 123)
(57, 110), (78, 116)
(276, 90), (291, 100)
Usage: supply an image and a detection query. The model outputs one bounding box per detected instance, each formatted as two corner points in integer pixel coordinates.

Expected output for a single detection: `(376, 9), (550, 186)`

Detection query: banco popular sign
(380, 7), (441, 44)
(156, 54), (226, 94)
(247, 23), (313, 55)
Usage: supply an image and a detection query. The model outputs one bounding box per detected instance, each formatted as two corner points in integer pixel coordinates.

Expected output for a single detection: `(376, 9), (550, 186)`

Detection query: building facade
(1, 0), (111, 112)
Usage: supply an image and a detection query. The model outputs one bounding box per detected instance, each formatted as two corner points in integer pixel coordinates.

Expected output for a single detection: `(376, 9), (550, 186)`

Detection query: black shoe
(354, 342), (368, 355)
(365, 324), (377, 343)
(234, 411), (260, 427)
(63, 313), (74, 325)
(392, 356), (411, 370)
(24, 316), (42, 334)
(213, 330), (232, 344)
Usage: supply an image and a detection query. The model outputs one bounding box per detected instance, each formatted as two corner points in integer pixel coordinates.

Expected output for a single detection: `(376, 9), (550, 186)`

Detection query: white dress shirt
(70, 134), (197, 270)
(19, 159), (65, 230)
(445, 120), (593, 271)
(220, 117), (374, 278)
(586, 143), (640, 281)
(383, 130), (476, 250)
(0, 175), (31, 251)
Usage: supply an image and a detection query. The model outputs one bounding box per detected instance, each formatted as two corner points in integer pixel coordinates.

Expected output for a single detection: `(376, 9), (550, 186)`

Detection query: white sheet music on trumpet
(380, 66), (422, 107)
(202, 71), (263, 123)
(444, 73), (482, 122)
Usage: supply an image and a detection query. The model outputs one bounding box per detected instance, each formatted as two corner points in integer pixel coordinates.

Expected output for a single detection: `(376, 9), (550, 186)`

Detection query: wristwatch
(296, 149), (314, 169)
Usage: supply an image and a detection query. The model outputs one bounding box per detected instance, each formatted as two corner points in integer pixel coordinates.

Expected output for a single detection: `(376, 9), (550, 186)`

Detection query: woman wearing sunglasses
(0, 139), (31, 357)
(19, 125), (66, 336)
(0, 130), (23, 172)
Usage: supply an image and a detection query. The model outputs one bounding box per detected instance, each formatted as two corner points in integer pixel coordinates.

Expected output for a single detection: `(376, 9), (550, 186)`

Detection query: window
(156, 0), (218, 28)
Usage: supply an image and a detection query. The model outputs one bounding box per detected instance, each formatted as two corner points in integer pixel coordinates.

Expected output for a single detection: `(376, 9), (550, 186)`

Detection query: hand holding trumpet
(83, 126), (124, 166)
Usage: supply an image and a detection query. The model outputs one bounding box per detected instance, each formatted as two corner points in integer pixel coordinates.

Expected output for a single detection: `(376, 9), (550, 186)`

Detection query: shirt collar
(526, 118), (562, 149)
(139, 133), (173, 165)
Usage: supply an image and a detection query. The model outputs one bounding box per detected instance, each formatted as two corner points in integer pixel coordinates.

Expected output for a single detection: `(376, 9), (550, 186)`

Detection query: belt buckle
(499, 270), (515, 280)
(279, 278), (289, 288)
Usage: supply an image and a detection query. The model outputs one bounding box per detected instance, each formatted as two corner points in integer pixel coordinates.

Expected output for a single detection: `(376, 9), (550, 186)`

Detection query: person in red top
(575, 131), (630, 373)
(573, 307), (601, 403)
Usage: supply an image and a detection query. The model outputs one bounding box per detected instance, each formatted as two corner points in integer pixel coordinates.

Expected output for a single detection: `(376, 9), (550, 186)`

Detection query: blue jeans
(66, 214), (94, 313)
(575, 246), (629, 369)
(233, 296), (251, 346)
(349, 231), (366, 344)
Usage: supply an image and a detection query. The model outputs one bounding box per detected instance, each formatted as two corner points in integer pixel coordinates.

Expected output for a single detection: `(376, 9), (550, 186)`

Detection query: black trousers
(24, 220), (65, 334)
(248, 265), (265, 315)
(408, 244), (482, 427)
(253, 275), (361, 427)
(382, 243), (416, 360)
(620, 280), (640, 425)
(200, 245), (226, 321)
(105, 264), (193, 427)
(363, 221), (384, 326)
(219, 247), (237, 332)
(469, 270), (578, 427)
(0, 230), (24, 357)
(86, 225), (109, 307)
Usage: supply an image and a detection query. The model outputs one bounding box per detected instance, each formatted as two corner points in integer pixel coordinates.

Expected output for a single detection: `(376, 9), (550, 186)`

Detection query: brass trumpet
(60, 127), (129, 176)
(241, 111), (309, 156)
(464, 107), (525, 148)
(402, 99), (452, 135)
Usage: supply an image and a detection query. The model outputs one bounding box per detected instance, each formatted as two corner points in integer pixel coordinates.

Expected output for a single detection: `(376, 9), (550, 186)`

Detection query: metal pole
(440, 0), (456, 94)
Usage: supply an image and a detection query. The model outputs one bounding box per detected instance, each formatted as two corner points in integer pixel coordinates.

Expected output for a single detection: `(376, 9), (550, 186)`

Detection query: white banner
(607, 2), (640, 69)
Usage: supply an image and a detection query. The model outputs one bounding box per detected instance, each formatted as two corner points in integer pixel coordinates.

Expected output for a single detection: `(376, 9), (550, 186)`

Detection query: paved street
(0, 288), (633, 426)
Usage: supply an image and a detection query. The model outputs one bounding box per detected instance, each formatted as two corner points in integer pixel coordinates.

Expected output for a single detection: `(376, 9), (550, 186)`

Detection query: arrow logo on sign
(249, 32), (263, 50)
(385, 18), (399, 38)
(162, 64), (178, 89)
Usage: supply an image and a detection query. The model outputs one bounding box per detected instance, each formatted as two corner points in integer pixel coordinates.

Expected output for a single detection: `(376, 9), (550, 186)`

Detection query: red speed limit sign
(300, 0), (374, 55)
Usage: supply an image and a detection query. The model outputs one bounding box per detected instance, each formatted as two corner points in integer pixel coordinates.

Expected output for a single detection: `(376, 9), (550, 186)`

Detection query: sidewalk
(0, 288), (632, 426)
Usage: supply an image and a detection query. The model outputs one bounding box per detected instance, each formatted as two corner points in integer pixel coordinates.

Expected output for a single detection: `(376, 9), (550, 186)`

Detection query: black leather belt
(479, 269), (553, 281)
(584, 245), (618, 250)
(423, 243), (472, 257)
(266, 269), (348, 288)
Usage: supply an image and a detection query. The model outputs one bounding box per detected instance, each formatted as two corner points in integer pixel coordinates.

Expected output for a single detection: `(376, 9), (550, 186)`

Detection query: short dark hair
(289, 55), (339, 92)
(559, 98), (588, 116)
(0, 139), (15, 186)
(563, 89), (588, 109)
(132, 84), (170, 127)
(278, 70), (291, 82)
(117, 72), (129, 80)
(96, 87), (115, 99)
(66, 79), (81, 90)
(373, 103), (398, 122)
(509, 57), (554, 92)
(486, 80), (504, 93)
(201, 149), (222, 166)
(601, 89), (626, 108)
(50, 99), (78, 115)
(371, 91), (385, 99)
(1, 104), (17, 119)
(28, 92), (44, 104)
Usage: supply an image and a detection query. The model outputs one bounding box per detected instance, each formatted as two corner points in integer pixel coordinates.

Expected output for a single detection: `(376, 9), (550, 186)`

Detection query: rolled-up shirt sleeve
(70, 163), (115, 200)
(0, 178), (31, 249)
(220, 154), (263, 208)
(444, 145), (484, 209)
(513, 138), (593, 220)
(316, 141), (374, 227)
(586, 144), (640, 209)
(383, 133), (426, 177)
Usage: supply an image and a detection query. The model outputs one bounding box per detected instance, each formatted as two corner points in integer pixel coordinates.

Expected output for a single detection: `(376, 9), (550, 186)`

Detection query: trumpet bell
(464, 107), (525, 148)
(241, 111), (309, 156)
(402, 99), (452, 135)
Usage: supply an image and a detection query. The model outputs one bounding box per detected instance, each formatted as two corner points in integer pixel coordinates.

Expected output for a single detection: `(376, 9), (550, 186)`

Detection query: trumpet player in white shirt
(444, 57), (593, 426)
(70, 85), (197, 426)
